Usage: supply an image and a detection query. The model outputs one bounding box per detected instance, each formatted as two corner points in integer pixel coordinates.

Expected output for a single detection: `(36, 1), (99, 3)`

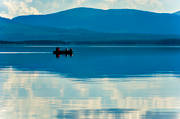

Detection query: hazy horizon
(0, 7), (180, 19)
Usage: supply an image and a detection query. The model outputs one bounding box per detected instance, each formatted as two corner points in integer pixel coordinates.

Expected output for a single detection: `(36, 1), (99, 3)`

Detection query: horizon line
(1, 7), (179, 19)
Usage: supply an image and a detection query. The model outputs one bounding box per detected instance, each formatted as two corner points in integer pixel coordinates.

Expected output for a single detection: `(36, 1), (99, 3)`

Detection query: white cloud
(134, 0), (148, 5)
(25, 0), (32, 3)
(132, 0), (164, 12)
(0, 11), (10, 18)
(0, 0), (40, 18)
(1, 67), (180, 118)
(76, 0), (85, 5)
(105, 0), (117, 3)
(0, 0), (179, 18)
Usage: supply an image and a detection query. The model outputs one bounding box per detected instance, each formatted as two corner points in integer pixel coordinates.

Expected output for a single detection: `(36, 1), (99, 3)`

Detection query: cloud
(0, 0), (179, 18)
(25, 0), (32, 3)
(76, 0), (85, 5)
(134, 0), (148, 6)
(129, 0), (164, 12)
(0, 0), (40, 18)
(1, 67), (180, 118)
(105, 0), (117, 3)
(0, 11), (10, 18)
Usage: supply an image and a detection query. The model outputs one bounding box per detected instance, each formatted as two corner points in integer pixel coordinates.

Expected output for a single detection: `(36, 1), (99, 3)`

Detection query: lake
(0, 45), (180, 119)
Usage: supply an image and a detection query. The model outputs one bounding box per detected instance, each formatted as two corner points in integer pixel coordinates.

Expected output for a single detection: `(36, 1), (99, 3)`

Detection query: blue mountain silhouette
(12, 7), (180, 35)
(0, 7), (180, 44)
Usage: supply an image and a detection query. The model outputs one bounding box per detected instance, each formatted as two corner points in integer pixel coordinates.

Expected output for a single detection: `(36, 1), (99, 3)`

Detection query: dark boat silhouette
(53, 47), (73, 58)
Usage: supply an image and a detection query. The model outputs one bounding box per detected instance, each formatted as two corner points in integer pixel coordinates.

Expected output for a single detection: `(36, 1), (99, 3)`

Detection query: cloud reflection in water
(0, 67), (180, 119)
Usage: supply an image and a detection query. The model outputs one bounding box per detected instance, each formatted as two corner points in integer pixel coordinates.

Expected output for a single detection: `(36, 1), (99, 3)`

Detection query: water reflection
(0, 67), (180, 119)
(0, 46), (180, 119)
(0, 46), (180, 78)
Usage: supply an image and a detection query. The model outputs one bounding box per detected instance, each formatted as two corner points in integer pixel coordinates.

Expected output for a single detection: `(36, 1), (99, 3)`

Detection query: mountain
(12, 7), (180, 35)
(0, 8), (180, 45)
(0, 16), (100, 43)
(0, 17), (61, 41)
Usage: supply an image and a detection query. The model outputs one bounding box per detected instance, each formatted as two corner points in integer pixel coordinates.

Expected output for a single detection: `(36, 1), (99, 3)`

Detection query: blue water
(0, 45), (180, 119)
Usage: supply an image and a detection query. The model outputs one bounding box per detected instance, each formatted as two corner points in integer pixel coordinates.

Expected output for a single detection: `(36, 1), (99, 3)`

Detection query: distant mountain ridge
(12, 7), (180, 35)
(0, 7), (180, 45)
(0, 17), (103, 42)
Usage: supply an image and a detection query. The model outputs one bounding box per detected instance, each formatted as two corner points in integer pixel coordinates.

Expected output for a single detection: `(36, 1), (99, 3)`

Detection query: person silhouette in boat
(69, 48), (73, 53)
(53, 47), (73, 58)
(57, 47), (60, 52)
(65, 48), (68, 56)
(53, 47), (60, 54)
(69, 48), (73, 56)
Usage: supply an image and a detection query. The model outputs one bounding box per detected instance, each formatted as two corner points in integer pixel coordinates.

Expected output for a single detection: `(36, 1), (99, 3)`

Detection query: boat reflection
(0, 46), (180, 119)
(0, 47), (180, 78)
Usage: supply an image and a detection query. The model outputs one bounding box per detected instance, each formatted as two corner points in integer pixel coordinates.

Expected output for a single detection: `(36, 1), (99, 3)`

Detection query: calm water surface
(0, 45), (180, 119)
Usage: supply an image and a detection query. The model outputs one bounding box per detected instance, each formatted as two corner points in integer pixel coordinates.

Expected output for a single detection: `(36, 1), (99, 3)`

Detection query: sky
(0, 0), (180, 18)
